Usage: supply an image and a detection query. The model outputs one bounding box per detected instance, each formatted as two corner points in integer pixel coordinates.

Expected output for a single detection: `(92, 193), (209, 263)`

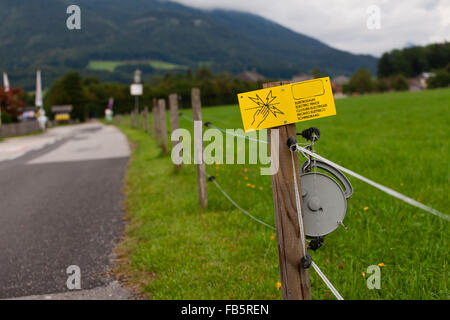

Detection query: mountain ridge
(0, 0), (377, 88)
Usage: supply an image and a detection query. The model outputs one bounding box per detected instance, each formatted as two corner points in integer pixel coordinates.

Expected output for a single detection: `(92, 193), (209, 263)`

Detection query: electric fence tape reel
(300, 160), (353, 238)
(294, 128), (353, 239)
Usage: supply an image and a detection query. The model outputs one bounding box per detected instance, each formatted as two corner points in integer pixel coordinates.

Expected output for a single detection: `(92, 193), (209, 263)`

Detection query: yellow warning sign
(237, 77), (336, 132)
(55, 113), (70, 121)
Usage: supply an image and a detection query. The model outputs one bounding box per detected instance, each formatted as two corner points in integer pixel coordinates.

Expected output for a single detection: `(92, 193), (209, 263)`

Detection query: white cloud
(169, 0), (450, 56)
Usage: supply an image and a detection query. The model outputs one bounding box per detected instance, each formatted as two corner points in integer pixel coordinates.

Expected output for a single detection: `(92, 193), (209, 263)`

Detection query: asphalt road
(0, 122), (131, 299)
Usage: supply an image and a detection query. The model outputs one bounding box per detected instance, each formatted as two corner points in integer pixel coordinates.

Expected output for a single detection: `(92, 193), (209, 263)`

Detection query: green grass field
(114, 89), (449, 300)
(87, 60), (187, 72)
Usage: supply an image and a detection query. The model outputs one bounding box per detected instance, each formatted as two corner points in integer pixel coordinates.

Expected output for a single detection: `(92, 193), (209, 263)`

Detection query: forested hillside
(0, 0), (377, 88)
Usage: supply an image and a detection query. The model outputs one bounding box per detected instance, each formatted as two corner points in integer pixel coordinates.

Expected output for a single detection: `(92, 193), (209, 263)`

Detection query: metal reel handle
(301, 160), (353, 199)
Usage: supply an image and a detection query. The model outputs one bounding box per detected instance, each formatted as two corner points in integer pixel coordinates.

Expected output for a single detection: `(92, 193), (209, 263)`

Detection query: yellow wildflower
(364, 206), (369, 211)
(378, 262), (385, 268)
(276, 282), (281, 290)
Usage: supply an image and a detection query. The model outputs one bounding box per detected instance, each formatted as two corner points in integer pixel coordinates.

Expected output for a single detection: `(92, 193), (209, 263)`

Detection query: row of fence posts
(138, 89), (207, 208)
(120, 83), (311, 301)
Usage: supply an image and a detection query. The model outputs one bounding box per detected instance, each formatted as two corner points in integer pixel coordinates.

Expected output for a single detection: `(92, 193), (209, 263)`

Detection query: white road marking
(28, 123), (130, 164)
(0, 125), (78, 162)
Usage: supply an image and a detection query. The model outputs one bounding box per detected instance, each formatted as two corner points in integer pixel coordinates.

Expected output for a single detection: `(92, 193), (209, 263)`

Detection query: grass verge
(114, 89), (449, 300)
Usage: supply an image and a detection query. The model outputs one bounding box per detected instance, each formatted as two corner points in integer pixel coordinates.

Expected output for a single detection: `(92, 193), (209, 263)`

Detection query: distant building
(292, 73), (313, 83)
(421, 72), (436, 79)
(18, 106), (37, 122)
(408, 77), (423, 92)
(331, 81), (347, 99)
(333, 75), (350, 86)
(238, 69), (266, 82)
(407, 72), (436, 91)
(331, 81), (343, 94)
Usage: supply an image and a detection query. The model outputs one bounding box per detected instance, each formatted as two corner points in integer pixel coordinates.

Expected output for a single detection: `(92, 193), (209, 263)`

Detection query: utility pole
(130, 69), (143, 128)
(265, 81), (311, 300)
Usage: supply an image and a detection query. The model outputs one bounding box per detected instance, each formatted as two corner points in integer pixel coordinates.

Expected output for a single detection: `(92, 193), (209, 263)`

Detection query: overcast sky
(170, 0), (449, 57)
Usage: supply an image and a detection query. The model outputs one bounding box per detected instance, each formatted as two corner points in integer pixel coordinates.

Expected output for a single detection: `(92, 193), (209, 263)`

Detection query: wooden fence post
(265, 81), (311, 300)
(131, 110), (137, 128)
(169, 93), (182, 170)
(143, 107), (150, 133)
(158, 99), (169, 155)
(152, 98), (159, 140)
(191, 88), (208, 209)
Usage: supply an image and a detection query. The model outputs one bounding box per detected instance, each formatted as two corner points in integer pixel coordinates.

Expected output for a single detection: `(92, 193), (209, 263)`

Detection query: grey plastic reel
(300, 160), (353, 237)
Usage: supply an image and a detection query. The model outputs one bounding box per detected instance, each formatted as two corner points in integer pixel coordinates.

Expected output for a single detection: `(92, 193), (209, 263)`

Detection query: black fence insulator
(298, 127), (321, 142)
(208, 176), (216, 182)
(287, 136), (298, 152)
(308, 237), (324, 251)
(179, 112), (184, 117)
(204, 122), (212, 128)
(300, 254), (313, 269)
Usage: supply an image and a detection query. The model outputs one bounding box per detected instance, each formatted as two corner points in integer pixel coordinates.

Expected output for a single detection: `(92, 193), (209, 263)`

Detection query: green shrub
(391, 74), (409, 91)
(427, 70), (450, 89)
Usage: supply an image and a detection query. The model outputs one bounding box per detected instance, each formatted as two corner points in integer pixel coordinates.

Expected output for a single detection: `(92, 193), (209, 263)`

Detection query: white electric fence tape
(210, 177), (276, 230)
(180, 115), (448, 300)
(209, 173), (344, 300)
(311, 262), (344, 300)
(190, 118), (448, 222)
(294, 144), (449, 222)
(290, 151), (307, 257)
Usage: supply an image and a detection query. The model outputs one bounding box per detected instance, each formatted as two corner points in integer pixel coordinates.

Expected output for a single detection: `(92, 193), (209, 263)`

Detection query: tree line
(344, 42), (450, 94)
(1, 43), (448, 123)
(377, 42), (449, 78)
(43, 68), (261, 121)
